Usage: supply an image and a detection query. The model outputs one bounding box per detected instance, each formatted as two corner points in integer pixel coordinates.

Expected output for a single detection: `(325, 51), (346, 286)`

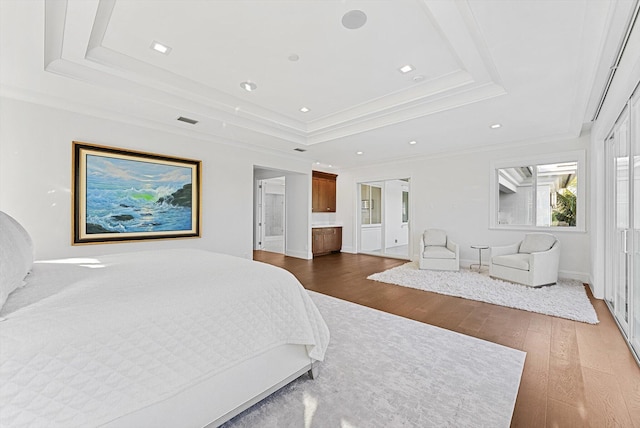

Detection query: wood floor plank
(548, 351), (587, 406)
(253, 251), (640, 427)
(546, 398), (588, 428)
(511, 331), (550, 427)
(582, 366), (634, 427)
(575, 321), (614, 374)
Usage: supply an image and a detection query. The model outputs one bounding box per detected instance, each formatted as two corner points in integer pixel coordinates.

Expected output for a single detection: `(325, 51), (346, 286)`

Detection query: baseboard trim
(558, 270), (590, 283)
(285, 249), (311, 260)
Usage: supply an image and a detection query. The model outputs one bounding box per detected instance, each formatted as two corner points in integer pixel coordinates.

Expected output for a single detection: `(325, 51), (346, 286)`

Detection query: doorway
(358, 178), (410, 259)
(256, 177), (286, 254)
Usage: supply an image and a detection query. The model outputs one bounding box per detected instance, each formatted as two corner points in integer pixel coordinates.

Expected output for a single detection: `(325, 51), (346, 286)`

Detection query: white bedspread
(0, 249), (329, 428)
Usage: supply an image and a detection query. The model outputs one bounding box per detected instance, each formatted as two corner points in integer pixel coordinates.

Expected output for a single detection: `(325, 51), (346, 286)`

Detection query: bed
(0, 211), (330, 427)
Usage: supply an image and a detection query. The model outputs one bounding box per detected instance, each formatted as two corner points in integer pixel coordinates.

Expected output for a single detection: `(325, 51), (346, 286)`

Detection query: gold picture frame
(72, 141), (201, 244)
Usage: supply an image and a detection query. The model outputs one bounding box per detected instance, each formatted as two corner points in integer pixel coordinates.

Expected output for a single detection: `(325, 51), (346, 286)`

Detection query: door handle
(623, 229), (629, 254)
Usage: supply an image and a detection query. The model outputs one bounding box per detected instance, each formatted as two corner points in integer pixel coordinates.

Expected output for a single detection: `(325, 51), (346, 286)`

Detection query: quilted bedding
(0, 249), (330, 428)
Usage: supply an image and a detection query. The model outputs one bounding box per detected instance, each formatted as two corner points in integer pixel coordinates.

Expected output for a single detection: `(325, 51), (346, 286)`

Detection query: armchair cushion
(423, 229), (447, 247)
(492, 253), (530, 271)
(519, 233), (557, 254)
(423, 246), (456, 259)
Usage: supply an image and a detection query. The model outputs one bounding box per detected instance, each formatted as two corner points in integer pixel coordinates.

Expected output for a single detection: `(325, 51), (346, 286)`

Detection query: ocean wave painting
(85, 154), (194, 234)
(73, 142), (201, 244)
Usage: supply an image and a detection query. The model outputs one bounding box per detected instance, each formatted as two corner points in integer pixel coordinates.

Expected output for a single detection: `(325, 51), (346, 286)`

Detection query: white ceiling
(0, 0), (629, 169)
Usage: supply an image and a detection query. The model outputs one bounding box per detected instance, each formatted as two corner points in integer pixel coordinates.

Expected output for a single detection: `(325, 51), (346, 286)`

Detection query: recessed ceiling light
(300, 107), (310, 113)
(288, 54), (300, 62)
(240, 81), (257, 92)
(315, 161), (321, 165)
(356, 151), (363, 155)
(409, 140), (417, 145)
(150, 41), (171, 55)
(490, 123), (502, 129)
(342, 10), (367, 30)
(399, 64), (414, 74)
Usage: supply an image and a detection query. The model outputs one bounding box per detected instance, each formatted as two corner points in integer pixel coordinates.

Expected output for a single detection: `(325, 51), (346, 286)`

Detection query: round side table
(470, 245), (489, 271)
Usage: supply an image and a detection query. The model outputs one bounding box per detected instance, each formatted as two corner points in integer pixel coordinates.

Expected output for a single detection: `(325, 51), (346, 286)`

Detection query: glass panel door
(613, 108), (631, 333)
(632, 91), (640, 352)
(360, 183), (383, 254)
(358, 179), (410, 259)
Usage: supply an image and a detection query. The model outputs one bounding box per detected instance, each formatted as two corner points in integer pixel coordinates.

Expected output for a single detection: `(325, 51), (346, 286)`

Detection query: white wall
(0, 98), (312, 260)
(337, 135), (591, 281)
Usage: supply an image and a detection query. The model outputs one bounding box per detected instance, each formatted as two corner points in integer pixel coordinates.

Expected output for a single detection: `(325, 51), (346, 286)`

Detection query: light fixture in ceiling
(490, 123), (502, 129)
(288, 54), (300, 62)
(408, 140), (417, 145)
(356, 151), (364, 155)
(342, 10), (367, 30)
(150, 41), (171, 55)
(300, 107), (310, 113)
(315, 161), (321, 165)
(240, 81), (257, 92)
(399, 64), (414, 74)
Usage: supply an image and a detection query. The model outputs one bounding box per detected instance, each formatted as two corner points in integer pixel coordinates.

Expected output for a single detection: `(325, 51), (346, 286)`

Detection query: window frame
(489, 150), (586, 232)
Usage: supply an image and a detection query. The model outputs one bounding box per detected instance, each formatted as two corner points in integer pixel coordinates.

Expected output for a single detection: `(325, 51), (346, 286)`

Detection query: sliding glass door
(358, 179), (410, 259)
(605, 87), (640, 360)
(607, 108), (630, 334)
(633, 92), (640, 354)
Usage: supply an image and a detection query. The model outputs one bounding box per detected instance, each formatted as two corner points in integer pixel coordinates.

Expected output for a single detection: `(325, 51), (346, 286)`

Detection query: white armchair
(489, 233), (560, 287)
(419, 229), (459, 271)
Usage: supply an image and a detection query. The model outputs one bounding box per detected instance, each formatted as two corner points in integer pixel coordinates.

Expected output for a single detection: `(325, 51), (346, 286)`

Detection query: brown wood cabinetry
(312, 171), (337, 212)
(312, 227), (342, 256)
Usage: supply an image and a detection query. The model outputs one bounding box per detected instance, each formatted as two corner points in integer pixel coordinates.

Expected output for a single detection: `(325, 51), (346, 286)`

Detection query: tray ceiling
(0, 0), (620, 167)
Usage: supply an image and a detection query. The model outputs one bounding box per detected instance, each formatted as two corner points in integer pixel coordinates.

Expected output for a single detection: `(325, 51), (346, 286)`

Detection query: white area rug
(224, 291), (525, 428)
(368, 262), (599, 324)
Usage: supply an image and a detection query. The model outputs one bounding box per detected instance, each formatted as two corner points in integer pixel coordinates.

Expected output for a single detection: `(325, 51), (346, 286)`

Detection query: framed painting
(72, 141), (201, 244)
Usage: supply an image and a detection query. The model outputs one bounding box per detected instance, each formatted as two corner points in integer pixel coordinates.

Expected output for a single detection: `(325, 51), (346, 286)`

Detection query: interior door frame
(356, 177), (411, 260)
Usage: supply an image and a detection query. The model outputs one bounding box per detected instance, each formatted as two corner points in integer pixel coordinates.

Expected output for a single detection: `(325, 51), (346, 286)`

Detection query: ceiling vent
(294, 148), (307, 152)
(177, 116), (198, 125)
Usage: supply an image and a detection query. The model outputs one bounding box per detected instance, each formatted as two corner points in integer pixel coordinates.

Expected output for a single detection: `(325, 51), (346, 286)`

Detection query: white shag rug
(224, 291), (525, 428)
(368, 262), (599, 324)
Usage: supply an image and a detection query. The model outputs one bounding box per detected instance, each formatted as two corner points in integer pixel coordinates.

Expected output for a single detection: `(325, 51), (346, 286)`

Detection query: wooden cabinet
(312, 227), (342, 256)
(312, 171), (337, 212)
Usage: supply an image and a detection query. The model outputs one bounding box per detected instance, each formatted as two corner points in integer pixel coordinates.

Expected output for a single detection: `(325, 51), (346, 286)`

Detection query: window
(490, 151), (585, 231)
(402, 190), (409, 223)
(360, 184), (381, 225)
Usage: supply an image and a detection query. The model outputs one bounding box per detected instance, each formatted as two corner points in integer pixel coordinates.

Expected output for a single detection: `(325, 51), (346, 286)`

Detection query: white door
(632, 91), (640, 353)
(606, 107), (631, 335)
(261, 177), (286, 254)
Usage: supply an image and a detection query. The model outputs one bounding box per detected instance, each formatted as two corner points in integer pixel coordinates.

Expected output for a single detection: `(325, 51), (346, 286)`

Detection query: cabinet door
(333, 227), (342, 251)
(312, 229), (324, 254)
(312, 177), (321, 212)
(318, 178), (336, 212)
(326, 179), (336, 212)
(327, 227), (342, 252)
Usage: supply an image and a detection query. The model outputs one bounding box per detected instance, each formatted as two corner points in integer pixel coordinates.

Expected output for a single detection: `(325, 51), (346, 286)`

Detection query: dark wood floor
(254, 251), (640, 428)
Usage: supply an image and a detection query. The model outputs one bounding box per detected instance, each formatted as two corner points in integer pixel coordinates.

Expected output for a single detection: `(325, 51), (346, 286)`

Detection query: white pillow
(519, 233), (556, 254)
(0, 211), (34, 310)
(424, 229), (447, 247)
